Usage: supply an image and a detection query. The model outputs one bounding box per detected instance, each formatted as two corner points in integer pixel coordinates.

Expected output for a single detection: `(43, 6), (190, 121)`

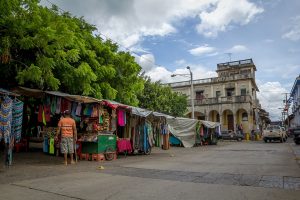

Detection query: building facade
(167, 59), (269, 134)
(290, 75), (300, 128)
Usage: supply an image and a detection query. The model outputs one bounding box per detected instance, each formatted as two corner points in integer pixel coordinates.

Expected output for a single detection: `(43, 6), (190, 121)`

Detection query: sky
(41, 0), (300, 121)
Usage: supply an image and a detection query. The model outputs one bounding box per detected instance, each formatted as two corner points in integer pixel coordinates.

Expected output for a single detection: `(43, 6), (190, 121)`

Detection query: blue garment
(0, 96), (13, 144)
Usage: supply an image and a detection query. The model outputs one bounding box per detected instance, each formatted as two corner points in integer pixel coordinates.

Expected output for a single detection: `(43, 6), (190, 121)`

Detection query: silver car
(263, 125), (286, 143)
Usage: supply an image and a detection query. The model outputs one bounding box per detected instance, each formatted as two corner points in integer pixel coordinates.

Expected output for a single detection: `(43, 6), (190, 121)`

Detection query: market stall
(0, 88), (24, 166)
(196, 120), (221, 145)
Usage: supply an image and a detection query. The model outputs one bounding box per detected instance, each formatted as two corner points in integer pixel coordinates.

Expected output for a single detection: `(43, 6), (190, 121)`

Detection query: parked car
(262, 125), (286, 143)
(290, 127), (300, 145)
(220, 130), (244, 141)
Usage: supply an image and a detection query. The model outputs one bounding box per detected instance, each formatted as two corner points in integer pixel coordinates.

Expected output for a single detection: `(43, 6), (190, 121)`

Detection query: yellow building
(167, 59), (269, 135)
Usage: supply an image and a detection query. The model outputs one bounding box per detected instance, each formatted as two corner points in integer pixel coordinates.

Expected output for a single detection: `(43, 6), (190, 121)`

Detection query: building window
(242, 112), (248, 121)
(226, 88), (235, 97)
(196, 91), (204, 100)
(241, 88), (246, 96)
(216, 91), (221, 98)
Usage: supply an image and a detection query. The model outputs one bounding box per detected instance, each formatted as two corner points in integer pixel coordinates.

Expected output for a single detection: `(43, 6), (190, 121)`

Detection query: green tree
(0, 0), (143, 106)
(138, 77), (187, 117)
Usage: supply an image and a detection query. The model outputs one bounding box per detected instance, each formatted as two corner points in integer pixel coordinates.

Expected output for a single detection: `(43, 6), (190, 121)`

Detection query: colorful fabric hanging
(91, 105), (98, 117)
(0, 96), (13, 144)
(117, 109), (125, 126)
(55, 97), (61, 114)
(75, 103), (82, 116)
(50, 96), (56, 114)
(12, 99), (24, 142)
(49, 138), (55, 154)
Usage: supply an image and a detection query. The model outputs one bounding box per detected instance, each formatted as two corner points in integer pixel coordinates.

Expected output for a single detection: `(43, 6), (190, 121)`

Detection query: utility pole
(283, 93), (290, 128)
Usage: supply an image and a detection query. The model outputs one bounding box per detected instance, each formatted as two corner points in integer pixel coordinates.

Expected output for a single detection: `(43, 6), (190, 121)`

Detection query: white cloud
(227, 45), (249, 53)
(189, 44), (216, 56)
(175, 59), (187, 66)
(135, 54), (156, 72)
(196, 0), (264, 37)
(282, 16), (300, 41)
(41, 0), (263, 47)
(257, 81), (289, 121)
(145, 63), (217, 83)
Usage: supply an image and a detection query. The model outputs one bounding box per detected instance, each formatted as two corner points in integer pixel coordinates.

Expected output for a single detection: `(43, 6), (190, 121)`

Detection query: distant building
(290, 75), (300, 128)
(166, 59), (269, 134)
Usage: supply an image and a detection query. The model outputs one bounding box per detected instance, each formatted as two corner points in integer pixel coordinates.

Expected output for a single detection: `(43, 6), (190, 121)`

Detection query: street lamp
(171, 66), (194, 119)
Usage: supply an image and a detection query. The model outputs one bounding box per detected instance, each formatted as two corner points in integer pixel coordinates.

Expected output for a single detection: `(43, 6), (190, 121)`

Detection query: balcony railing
(187, 95), (252, 106)
(217, 59), (254, 71)
(166, 74), (253, 88)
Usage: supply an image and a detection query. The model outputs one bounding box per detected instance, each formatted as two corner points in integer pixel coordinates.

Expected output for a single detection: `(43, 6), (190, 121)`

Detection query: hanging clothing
(50, 96), (57, 115)
(55, 97), (61, 114)
(91, 106), (99, 117)
(75, 103), (82, 116)
(12, 99), (24, 143)
(61, 99), (71, 113)
(38, 105), (51, 125)
(0, 96), (13, 144)
(117, 109), (125, 126)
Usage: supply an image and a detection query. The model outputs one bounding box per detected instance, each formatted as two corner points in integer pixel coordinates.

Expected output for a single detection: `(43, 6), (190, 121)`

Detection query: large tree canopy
(0, 0), (143, 105)
(0, 0), (188, 115)
(137, 78), (187, 117)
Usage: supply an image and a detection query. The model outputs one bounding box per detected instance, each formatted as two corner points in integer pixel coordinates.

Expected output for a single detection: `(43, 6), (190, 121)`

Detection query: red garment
(117, 139), (132, 153)
(38, 105), (51, 123)
(61, 99), (71, 113)
(117, 109), (125, 126)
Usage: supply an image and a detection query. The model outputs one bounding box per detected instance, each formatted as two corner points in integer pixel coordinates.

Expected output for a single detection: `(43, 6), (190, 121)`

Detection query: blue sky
(41, 0), (300, 120)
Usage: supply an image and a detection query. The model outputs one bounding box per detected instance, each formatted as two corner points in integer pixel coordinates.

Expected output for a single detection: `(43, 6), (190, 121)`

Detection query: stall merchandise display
(0, 96), (13, 165)
(12, 99), (24, 142)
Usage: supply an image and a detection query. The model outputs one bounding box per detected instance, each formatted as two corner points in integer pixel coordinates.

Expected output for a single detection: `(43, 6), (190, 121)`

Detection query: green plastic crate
(81, 134), (117, 154)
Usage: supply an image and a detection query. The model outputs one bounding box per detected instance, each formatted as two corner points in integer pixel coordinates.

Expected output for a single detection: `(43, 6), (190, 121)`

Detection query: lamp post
(171, 66), (194, 119)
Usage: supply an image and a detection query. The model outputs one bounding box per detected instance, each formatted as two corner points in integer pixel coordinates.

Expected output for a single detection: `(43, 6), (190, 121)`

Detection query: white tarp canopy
(130, 106), (152, 117)
(167, 117), (198, 148)
(200, 120), (221, 128)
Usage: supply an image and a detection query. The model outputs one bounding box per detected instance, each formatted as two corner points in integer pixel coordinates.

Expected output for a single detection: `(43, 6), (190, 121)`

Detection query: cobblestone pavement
(99, 166), (300, 190)
(0, 139), (300, 199)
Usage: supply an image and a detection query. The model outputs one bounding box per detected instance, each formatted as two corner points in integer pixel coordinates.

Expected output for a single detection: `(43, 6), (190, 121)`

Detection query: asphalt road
(0, 139), (300, 200)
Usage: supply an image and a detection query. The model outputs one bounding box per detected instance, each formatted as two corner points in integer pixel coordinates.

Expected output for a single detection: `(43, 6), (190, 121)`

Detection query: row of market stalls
(0, 86), (221, 165)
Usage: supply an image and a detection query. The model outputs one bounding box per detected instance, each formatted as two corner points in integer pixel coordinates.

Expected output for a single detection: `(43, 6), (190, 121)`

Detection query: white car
(263, 125), (286, 143)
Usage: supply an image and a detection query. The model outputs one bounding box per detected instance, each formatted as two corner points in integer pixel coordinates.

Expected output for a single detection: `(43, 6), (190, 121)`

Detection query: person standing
(56, 110), (77, 165)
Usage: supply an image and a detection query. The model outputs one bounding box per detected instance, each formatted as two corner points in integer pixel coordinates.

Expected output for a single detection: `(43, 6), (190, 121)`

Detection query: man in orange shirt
(56, 110), (77, 165)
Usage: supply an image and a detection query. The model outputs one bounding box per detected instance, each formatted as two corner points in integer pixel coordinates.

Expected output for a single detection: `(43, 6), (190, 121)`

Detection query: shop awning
(45, 91), (101, 104)
(0, 88), (20, 97)
(200, 120), (220, 128)
(101, 99), (129, 110)
(152, 112), (172, 118)
(130, 106), (152, 117)
(11, 86), (44, 98)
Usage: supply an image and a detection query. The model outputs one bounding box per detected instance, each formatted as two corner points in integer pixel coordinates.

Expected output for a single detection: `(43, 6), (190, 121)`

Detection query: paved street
(0, 139), (300, 200)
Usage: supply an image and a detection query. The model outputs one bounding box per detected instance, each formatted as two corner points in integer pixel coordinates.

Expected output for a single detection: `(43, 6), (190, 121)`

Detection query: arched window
(242, 112), (248, 121)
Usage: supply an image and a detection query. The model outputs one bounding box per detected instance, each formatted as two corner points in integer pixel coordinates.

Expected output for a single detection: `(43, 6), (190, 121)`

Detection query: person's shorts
(60, 137), (74, 154)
